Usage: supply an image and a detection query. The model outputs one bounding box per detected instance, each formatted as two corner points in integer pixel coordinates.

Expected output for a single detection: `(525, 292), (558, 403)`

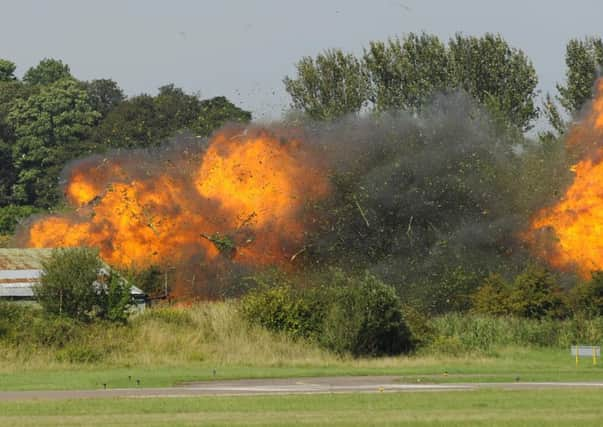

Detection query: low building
(0, 248), (147, 309)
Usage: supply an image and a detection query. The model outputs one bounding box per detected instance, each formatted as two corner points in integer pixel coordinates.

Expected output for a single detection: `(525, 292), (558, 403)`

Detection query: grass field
(2, 301), (603, 391)
(1, 345), (602, 391)
(1, 388), (602, 426)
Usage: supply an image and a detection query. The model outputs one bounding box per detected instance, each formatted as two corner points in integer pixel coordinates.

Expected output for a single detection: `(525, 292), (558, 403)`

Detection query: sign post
(571, 345), (600, 367)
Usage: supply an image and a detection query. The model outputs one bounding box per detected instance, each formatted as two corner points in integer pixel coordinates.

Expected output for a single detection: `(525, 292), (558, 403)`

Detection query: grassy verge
(1, 346), (602, 391)
(2, 302), (603, 391)
(1, 389), (602, 426)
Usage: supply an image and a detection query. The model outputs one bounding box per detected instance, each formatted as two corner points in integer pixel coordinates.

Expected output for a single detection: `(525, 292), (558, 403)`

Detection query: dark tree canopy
(84, 79), (125, 118)
(23, 58), (72, 86)
(92, 88), (252, 149)
(7, 78), (100, 206)
(0, 59), (17, 82)
(193, 96), (252, 137)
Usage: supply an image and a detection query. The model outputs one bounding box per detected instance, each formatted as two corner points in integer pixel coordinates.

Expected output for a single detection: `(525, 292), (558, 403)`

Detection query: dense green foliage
(0, 204), (41, 234)
(284, 49), (369, 120)
(34, 248), (131, 322)
(471, 266), (567, 319)
(241, 270), (413, 356)
(285, 32), (539, 130)
(557, 37), (603, 115)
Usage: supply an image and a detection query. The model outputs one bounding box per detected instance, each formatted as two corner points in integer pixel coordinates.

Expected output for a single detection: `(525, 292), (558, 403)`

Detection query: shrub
(0, 205), (42, 234)
(241, 281), (325, 340)
(34, 248), (131, 322)
(320, 272), (413, 356)
(35, 248), (104, 321)
(471, 265), (567, 319)
(57, 345), (104, 363)
(29, 315), (82, 347)
(241, 269), (414, 357)
(569, 271), (603, 317)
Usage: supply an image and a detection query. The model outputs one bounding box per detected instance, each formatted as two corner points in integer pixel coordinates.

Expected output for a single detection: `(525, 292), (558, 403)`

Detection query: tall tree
(284, 49), (369, 120)
(364, 33), (451, 112)
(0, 59), (17, 82)
(448, 33), (539, 131)
(23, 58), (72, 86)
(84, 79), (125, 118)
(193, 96), (252, 137)
(7, 78), (100, 206)
(92, 86), (251, 149)
(556, 37), (603, 115)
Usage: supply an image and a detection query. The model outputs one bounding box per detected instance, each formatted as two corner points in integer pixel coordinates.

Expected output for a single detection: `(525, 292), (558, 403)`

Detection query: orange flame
(24, 128), (330, 295)
(526, 79), (603, 277)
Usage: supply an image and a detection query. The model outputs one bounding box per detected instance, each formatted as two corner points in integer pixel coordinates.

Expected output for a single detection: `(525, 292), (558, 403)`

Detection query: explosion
(526, 79), (603, 277)
(23, 128), (330, 296)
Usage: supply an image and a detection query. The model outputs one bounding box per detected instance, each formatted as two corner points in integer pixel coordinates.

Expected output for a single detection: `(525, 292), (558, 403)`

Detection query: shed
(0, 248), (147, 309)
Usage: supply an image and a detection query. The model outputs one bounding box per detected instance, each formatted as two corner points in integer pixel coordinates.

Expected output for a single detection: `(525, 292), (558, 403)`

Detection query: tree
(507, 266), (566, 319)
(193, 96), (252, 137)
(7, 78), (100, 206)
(35, 248), (104, 321)
(84, 79), (125, 118)
(569, 271), (603, 317)
(284, 33), (538, 130)
(34, 247), (131, 322)
(0, 140), (15, 206)
(556, 37), (603, 115)
(0, 59), (17, 82)
(92, 86), (252, 149)
(23, 58), (72, 86)
(284, 49), (369, 120)
(364, 33), (451, 112)
(448, 33), (539, 131)
(0, 204), (41, 234)
(320, 271), (413, 356)
(155, 84), (202, 131)
(91, 94), (158, 149)
(471, 266), (567, 319)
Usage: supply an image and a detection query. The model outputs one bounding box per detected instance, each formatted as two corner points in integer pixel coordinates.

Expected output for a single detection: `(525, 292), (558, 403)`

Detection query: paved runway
(2, 376), (603, 400)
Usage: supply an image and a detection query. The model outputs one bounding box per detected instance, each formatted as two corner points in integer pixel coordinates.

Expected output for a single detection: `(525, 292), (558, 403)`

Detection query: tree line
(284, 33), (603, 133)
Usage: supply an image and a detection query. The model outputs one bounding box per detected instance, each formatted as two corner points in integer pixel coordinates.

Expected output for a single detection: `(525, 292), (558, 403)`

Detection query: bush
(471, 265), (567, 319)
(320, 272), (413, 356)
(240, 272), (325, 340)
(0, 205), (42, 234)
(34, 248), (131, 322)
(29, 315), (82, 347)
(241, 269), (414, 357)
(56, 345), (104, 363)
(569, 271), (603, 317)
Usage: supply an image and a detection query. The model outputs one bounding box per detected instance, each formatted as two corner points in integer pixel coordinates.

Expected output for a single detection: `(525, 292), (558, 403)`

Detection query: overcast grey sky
(2, 0), (602, 121)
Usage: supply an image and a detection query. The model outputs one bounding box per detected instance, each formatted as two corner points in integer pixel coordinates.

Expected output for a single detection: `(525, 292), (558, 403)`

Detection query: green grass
(1, 389), (602, 426)
(3, 303), (603, 392)
(2, 346), (603, 391)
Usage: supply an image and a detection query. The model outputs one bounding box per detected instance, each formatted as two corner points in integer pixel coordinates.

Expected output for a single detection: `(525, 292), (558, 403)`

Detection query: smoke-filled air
(15, 90), (573, 303)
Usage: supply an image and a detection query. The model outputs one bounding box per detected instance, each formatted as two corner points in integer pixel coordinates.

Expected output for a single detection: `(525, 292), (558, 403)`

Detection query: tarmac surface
(2, 376), (603, 400)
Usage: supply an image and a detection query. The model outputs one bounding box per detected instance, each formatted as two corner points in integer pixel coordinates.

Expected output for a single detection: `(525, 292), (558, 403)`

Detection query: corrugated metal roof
(0, 248), (147, 299)
(0, 248), (54, 270)
(0, 283), (35, 298)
